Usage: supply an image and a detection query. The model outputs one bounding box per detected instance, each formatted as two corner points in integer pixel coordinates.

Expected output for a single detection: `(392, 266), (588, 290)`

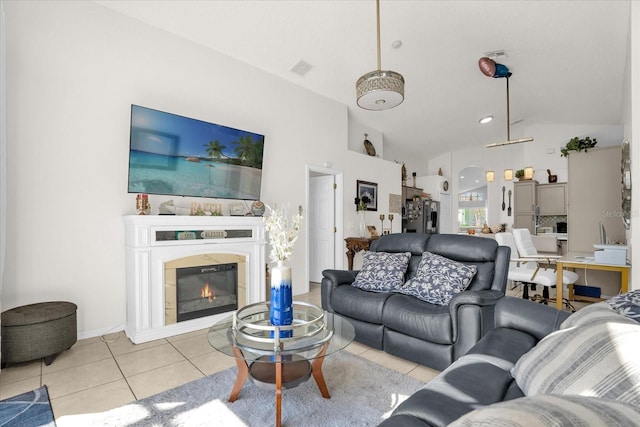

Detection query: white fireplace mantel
(123, 215), (266, 343)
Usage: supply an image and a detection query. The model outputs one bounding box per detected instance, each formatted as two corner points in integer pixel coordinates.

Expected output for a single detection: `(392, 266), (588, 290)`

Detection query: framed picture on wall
(357, 180), (378, 211)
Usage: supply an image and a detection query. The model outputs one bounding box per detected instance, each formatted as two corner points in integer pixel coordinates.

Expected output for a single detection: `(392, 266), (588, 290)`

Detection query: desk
(344, 237), (377, 270)
(555, 252), (630, 310)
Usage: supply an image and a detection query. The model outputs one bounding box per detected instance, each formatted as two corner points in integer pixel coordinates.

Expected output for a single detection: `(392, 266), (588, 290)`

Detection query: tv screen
(128, 105), (264, 200)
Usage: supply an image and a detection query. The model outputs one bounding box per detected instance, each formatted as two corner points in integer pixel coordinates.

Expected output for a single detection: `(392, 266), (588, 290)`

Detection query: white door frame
(305, 165), (344, 290)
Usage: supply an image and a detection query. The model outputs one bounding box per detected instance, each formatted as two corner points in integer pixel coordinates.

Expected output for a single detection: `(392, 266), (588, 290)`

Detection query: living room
(1, 1), (640, 425)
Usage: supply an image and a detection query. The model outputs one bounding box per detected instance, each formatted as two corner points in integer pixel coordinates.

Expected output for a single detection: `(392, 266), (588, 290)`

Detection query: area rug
(57, 350), (425, 427)
(0, 385), (56, 427)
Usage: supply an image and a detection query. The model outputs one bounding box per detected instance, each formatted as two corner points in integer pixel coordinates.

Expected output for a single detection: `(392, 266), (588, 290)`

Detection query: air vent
(290, 59), (313, 76)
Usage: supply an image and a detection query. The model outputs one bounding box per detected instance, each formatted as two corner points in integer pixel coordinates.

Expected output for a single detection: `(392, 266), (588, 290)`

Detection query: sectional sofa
(378, 294), (640, 426)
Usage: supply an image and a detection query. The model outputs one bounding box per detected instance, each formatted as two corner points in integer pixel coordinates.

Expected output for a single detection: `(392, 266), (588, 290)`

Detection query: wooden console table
(345, 237), (378, 270)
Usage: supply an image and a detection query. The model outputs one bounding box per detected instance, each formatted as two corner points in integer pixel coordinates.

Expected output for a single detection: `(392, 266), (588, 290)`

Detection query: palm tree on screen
(204, 140), (227, 160)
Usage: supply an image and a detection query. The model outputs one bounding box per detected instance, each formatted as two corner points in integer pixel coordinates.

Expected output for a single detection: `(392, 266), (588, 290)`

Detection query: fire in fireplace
(176, 263), (238, 322)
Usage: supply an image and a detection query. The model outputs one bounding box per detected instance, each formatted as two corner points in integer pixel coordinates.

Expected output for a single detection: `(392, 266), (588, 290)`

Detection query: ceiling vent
(290, 60), (313, 76)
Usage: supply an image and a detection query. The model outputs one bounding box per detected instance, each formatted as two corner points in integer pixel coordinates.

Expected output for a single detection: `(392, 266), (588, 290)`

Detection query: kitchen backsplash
(539, 215), (567, 232)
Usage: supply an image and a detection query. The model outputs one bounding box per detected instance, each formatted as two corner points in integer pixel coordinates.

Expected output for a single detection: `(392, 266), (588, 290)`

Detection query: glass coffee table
(208, 301), (355, 427)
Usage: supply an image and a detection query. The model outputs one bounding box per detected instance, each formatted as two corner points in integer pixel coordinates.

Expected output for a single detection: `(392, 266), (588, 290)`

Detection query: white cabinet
(538, 183), (567, 215)
(513, 181), (537, 233)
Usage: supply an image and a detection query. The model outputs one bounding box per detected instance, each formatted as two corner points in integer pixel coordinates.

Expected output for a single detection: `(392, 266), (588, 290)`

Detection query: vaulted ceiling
(96, 0), (631, 159)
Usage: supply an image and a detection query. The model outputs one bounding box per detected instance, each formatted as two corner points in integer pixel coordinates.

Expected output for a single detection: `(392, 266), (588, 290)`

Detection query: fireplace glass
(176, 263), (238, 322)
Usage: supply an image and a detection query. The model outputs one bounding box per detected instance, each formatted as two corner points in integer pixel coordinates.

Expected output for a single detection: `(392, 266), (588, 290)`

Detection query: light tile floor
(0, 283), (440, 420)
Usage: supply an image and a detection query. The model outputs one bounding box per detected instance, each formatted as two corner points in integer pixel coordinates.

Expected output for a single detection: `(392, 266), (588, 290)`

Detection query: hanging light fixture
(504, 169), (514, 181)
(356, 0), (405, 110)
(478, 57), (533, 148)
(485, 170), (495, 182)
(524, 166), (534, 180)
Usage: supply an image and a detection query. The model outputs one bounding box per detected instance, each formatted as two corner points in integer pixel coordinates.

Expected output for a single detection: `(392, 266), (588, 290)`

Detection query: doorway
(306, 165), (343, 285)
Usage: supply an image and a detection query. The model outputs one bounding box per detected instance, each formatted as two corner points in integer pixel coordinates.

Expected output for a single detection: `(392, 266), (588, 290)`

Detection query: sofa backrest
(370, 233), (431, 279)
(426, 234), (506, 292)
(370, 233), (510, 293)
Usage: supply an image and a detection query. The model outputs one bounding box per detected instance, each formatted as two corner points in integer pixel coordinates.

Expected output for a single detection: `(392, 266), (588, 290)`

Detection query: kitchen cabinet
(513, 181), (537, 233)
(538, 183), (567, 215)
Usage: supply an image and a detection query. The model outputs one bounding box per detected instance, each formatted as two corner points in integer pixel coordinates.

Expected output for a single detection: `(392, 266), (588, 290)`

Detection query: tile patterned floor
(0, 284), (440, 420)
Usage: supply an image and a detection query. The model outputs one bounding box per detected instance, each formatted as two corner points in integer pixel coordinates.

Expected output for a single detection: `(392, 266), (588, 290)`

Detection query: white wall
(2, 1), (399, 338)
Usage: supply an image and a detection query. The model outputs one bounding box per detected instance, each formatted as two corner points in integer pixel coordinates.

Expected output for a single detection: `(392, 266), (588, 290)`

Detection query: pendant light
(485, 170), (495, 182)
(356, 0), (405, 110)
(479, 57), (533, 148)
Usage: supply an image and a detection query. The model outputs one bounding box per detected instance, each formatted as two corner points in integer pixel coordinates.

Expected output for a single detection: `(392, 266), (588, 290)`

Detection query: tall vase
(270, 260), (293, 338)
(358, 210), (367, 238)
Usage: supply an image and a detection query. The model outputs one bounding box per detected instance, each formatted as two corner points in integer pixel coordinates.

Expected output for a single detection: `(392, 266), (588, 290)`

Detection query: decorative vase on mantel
(358, 210), (367, 238)
(270, 260), (293, 338)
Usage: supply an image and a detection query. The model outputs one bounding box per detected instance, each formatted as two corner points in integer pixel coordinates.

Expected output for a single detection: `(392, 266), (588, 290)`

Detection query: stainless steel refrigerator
(403, 199), (440, 233)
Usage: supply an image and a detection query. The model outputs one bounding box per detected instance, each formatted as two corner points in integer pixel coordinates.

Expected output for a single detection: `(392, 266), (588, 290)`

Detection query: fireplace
(176, 263), (238, 321)
(123, 215), (266, 344)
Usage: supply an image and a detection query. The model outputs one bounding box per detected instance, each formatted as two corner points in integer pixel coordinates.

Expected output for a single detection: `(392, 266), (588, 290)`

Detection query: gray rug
(57, 350), (425, 427)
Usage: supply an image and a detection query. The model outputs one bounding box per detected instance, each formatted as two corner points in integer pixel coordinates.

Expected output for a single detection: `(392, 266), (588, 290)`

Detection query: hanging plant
(560, 136), (598, 157)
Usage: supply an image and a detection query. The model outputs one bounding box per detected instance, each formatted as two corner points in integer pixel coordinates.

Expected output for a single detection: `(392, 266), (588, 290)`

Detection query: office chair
(495, 232), (558, 301)
(512, 228), (577, 310)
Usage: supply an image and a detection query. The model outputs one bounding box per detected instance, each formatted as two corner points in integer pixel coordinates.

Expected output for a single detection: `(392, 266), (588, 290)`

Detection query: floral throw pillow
(606, 290), (640, 323)
(351, 251), (411, 292)
(396, 252), (477, 305)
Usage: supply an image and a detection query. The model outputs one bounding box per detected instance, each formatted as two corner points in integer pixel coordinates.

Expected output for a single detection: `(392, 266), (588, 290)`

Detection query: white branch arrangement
(263, 204), (304, 263)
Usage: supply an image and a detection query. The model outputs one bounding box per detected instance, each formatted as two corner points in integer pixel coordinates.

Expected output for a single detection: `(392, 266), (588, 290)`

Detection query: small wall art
(357, 180), (378, 211)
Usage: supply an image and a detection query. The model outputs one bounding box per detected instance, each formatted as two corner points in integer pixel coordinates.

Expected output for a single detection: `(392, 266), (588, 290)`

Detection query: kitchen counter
(536, 232), (567, 241)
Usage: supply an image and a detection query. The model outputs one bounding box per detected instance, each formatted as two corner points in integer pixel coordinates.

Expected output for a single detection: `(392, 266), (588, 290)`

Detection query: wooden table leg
(275, 355), (282, 427)
(311, 342), (331, 398)
(229, 347), (249, 402)
(346, 249), (355, 271)
(556, 262), (564, 310)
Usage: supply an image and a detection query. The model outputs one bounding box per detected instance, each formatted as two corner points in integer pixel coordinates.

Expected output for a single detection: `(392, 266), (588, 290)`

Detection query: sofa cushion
(391, 357), (515, 427)
(382, 293), (452, 344)
(449, 395), (640, 427)
(560, 301), (638, 329)
(512, 319), (640, 405)
(351, 251), (411, 292)
(395, 252), (477, 305)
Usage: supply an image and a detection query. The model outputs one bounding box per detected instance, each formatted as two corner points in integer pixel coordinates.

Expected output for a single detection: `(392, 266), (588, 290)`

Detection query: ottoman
(1, 301), (77, 367)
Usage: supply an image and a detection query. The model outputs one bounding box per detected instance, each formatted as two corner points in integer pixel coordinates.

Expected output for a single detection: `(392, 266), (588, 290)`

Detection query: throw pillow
(395, 252), (477, 305)
(607, 289), (640, 323)
(560, 301), (637, 330)
(351, 251), (411, 292)
(512, 320), (640, 405)
(448, 395), (640, 427)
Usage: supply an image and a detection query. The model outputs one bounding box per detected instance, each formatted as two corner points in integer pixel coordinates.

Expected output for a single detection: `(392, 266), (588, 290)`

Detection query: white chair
(512, 228), (579, 285)
(495, 232), (558, 301)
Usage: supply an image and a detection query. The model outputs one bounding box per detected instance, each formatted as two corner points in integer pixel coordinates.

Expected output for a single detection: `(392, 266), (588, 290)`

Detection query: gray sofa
(378, 296), (569, 426)
(321, 233), (510, 371)
(379, 295), (640, 426)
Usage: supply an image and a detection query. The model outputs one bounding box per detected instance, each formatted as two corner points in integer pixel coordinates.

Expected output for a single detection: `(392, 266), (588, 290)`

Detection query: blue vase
(270, 261), (293, 338)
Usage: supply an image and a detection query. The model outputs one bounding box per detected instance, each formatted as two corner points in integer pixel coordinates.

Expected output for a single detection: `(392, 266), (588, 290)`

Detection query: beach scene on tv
(128, 105), (264, 200)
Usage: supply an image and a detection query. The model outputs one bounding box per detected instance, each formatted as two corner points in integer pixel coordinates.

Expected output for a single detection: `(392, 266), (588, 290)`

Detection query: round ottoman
(1, 301), (77, 367)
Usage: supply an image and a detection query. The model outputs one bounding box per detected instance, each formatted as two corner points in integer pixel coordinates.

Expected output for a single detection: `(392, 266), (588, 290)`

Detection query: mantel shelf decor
(263, 204), (303, 337)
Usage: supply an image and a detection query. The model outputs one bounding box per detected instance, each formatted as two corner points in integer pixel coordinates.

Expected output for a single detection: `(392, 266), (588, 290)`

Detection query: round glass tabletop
(208, 301), (355, 363)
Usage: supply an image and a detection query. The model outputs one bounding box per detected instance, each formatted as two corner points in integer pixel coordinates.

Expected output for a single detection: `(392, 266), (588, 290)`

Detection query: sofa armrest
(321, 269), (358, 313)
(494, 296), (570, 340)
(449, 290), (504, 342)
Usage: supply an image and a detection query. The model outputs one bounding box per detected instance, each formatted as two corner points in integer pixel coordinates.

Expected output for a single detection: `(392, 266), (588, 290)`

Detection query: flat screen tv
(128, 105), (264, 200)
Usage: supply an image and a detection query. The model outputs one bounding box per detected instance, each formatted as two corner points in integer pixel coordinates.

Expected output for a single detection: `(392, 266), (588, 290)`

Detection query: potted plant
(515, 169), (525, 180)
(560, 136), (598, 157)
